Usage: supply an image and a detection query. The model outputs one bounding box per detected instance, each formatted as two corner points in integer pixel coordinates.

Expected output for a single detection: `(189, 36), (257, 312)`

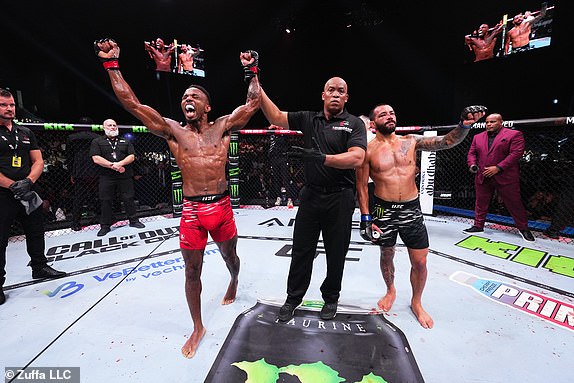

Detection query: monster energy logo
(230, 184), (239, 197)
(171, 170), (182, 181)
(172, 187), (183, 204)
(373, 206), (385, 218)
(229, 167), (240, 176)
(229, 141), (239, 156)
(232, 359), (389, 383)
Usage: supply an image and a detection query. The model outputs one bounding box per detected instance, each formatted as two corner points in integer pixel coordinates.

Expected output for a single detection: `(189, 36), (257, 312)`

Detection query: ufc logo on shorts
(391, 204), (404, 209)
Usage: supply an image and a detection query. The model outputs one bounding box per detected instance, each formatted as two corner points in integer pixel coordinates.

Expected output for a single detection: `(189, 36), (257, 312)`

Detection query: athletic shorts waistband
(184, 190), (229, 203)
(373, 196), (420, 209)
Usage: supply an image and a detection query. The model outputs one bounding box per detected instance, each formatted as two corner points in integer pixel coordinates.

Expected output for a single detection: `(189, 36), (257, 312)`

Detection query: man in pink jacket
(465, 113), (534, 241)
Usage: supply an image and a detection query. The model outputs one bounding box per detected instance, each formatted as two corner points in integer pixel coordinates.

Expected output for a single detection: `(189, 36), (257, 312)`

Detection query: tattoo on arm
(414, 127), (470, 151)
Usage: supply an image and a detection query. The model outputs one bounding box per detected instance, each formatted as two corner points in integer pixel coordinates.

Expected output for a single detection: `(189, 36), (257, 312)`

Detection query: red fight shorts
(179, 194), (237, 250)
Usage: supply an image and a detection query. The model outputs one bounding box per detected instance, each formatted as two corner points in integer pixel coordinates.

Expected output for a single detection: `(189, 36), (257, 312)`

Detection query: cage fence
(10, 118), (574, 244)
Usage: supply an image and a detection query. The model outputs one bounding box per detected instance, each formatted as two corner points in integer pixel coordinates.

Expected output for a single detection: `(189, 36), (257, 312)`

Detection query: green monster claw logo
(373, 206), (385, 218)
(230, 184), (239, 198)
(230, 141), (239, 156)
(172, 188), (183, 204)
(232, 359), (389, 383)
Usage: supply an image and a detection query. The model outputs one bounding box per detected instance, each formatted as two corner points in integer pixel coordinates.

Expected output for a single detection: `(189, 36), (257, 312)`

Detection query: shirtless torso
(368, 134), (419, 202)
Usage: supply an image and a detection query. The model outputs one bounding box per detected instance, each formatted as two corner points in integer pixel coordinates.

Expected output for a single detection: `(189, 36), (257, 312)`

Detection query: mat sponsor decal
(206, 302), (424, 383)
(450, 271), (574, 332)
(45, 227), (180, 262)
(457, 235), (574, 279)
(42, 281), (84, 298)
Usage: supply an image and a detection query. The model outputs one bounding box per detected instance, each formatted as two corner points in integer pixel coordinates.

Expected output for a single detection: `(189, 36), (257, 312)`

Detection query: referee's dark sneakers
(320, 302), (338, 320)
(278, 301), (299, 322)
(519, 229), (535, 242)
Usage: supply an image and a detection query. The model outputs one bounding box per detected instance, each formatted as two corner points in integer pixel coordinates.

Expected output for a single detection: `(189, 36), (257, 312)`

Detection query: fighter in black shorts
(371, 196), (429, 249)
(357, 104), (484, 329)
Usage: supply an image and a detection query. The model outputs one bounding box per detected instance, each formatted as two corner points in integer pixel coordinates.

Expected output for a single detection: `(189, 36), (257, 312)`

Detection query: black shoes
(320, 302), (338, 320)
(463, 226), (483, 234)
(97, 225), (111, 236)
(129, 220), (145, 229)
(278, 302), (299, 322)
(32, 265), (67, 279)
(0, 290), (5, 305)
(519, 229), (535, 242)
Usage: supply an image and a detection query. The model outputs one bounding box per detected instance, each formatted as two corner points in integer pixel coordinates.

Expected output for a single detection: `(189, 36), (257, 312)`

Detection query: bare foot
(221, 279), (238, 305)
(181, 327), (207, 359)
(377, 290), (396, 312)
(411, 304), (434, 329)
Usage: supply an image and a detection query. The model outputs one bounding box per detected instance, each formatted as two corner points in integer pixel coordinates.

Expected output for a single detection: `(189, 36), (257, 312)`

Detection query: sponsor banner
(419, 131), (437, 215)
(450, 271), (574, 332)
(206, 301), (424, 383)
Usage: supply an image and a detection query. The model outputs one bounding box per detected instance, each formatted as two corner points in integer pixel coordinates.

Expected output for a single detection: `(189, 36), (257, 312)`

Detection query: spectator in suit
(465, 113), (534, 241)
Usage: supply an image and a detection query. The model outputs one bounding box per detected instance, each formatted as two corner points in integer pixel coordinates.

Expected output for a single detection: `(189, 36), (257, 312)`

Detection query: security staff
(90, 118), (145, 237)
(0, 88), (67, 305)
(260, 77), (367, 321)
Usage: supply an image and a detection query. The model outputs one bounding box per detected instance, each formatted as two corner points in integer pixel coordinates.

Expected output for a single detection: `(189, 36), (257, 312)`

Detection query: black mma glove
(288, 137), (325, 164)
(360, 214), (374, 242)
(243, 50), (259, 83)
(9, 178), (33, 200)
(459, 105), (488, 128)
(94, 38), (120, 70)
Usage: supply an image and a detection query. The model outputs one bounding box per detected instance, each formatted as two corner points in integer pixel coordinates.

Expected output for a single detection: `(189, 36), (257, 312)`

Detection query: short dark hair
(0, 88), (13, 98)
(369, 103), (390, 120)
(187, 84), (211, 104)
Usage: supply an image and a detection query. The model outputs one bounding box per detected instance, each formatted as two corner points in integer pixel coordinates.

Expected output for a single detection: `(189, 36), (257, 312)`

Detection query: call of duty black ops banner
(206, 301), (424, 383)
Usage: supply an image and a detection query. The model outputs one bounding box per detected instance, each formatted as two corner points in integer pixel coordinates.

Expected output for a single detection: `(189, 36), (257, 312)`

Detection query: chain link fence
(9, 123), (172, 240)
(10, 118), (574, 244)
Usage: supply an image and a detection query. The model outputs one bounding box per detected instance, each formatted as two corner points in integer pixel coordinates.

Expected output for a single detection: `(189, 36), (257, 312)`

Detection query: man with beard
(90, 118), (145, 236)
(260, 77), (367, 322)
(93, 38), (261, 359)
(504, 8), (546, 55)
(356, 104), (486, 329)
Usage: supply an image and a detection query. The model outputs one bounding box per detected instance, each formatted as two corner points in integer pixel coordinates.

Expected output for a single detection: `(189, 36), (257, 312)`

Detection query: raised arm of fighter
(94, 39), (176, 139)
(215, 50), (261, 133)
(413, 105), (487, 151)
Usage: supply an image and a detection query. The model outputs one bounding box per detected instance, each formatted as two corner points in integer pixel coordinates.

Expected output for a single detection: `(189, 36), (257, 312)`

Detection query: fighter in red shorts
(180, 192), (237, 250)
(94, 38), (261, 359)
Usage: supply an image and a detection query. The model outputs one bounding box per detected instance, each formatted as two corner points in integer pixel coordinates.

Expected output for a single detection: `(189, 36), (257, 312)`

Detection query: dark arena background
(3, 0), (573, 243)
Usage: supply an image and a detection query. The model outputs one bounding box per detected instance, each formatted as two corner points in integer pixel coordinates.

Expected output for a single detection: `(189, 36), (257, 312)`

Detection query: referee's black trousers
(286, 186), (355, 305)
